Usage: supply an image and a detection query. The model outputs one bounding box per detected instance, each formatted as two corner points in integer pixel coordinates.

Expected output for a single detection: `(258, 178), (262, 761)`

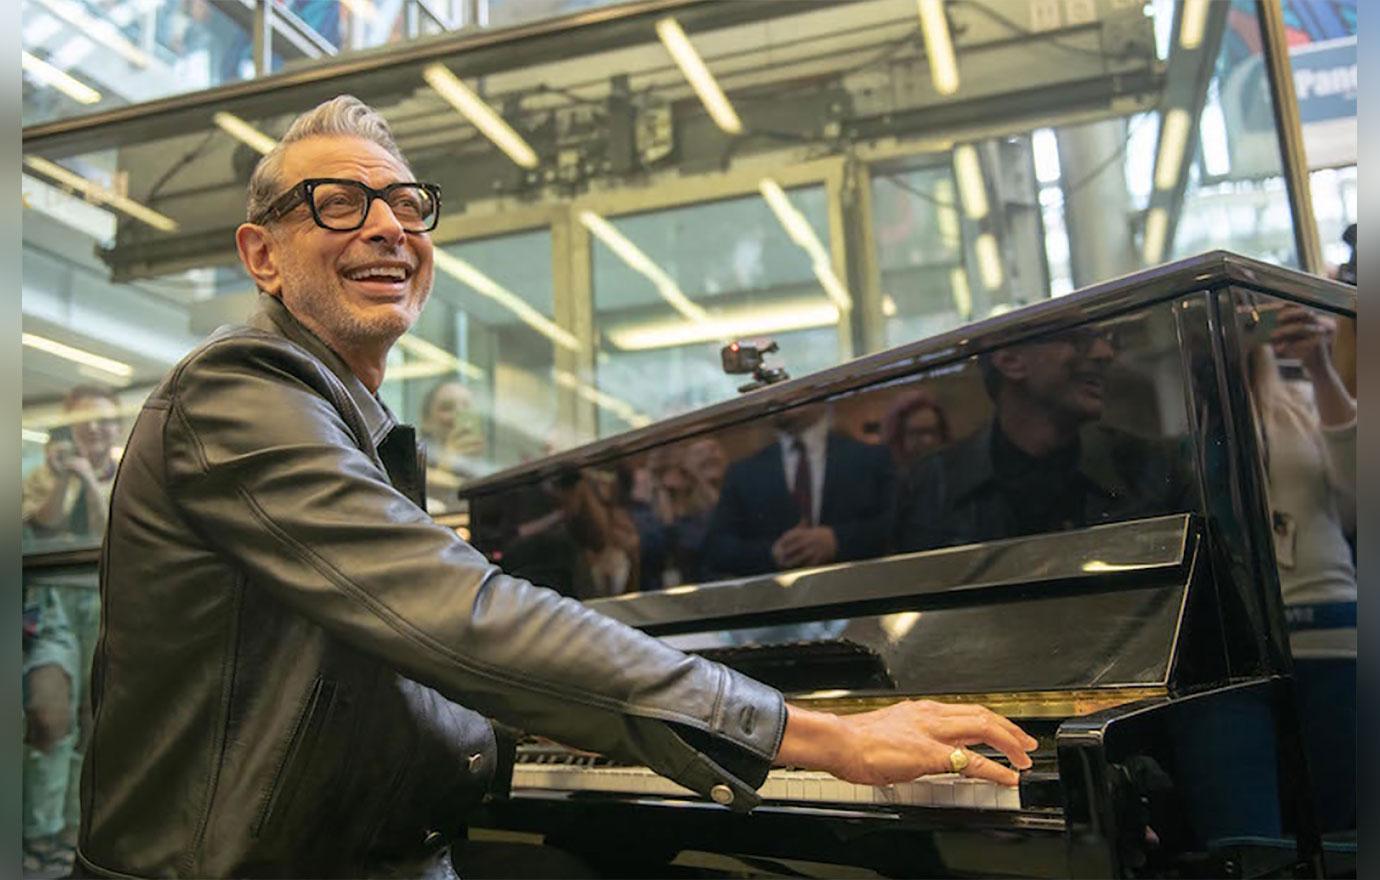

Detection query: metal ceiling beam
(21, 0), (826, 158)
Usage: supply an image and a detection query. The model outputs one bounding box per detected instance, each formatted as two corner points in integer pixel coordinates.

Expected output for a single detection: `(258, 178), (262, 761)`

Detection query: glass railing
(21, 0), (637, 128)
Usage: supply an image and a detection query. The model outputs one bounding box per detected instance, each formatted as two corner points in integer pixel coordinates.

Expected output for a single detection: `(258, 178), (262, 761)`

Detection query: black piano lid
(589, 513), (1192, 635)
(456, 250), (1354, 500)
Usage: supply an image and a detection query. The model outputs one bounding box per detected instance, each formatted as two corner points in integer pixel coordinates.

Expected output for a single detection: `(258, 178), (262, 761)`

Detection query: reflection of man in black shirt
(896, 326), (1193, 552)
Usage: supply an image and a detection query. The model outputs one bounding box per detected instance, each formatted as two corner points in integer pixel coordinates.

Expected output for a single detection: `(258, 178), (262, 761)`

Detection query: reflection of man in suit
(895, 325), (1194, 553)
(704, 403), (894, 577)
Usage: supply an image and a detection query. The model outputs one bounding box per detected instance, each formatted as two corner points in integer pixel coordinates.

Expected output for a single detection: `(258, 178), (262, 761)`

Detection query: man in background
(895, 324), (1192, 552)
(704, 403), (894, 577)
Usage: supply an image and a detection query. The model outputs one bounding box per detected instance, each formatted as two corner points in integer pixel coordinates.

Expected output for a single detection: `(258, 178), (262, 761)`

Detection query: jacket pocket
(254, 677), (338, 837)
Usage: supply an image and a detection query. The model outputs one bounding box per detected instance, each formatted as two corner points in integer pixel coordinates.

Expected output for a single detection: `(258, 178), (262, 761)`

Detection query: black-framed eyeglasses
(253, 178), (442, 233)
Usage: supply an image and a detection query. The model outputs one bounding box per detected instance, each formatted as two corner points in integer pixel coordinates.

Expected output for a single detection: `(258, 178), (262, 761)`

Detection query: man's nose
(359, 196), (406, 245)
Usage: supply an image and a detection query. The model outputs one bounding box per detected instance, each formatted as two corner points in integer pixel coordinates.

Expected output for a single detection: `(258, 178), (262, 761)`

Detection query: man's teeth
(344, 266), (408, 281)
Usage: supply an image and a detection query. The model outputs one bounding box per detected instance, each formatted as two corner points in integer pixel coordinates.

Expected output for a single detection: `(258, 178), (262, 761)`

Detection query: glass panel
(22, 0), (257, 126)
(870, 162), (1003, 344)
(411, 230), (558, 512)
(470, 301), (1198, 600)
(1282, 0), (1357, 281)
(590, 187), (843, 434)
(1169, 1), (1296, 265)
(861, 0), (1303, 325)
(486, 0), (631, 29)
(22, 567), (100, 863)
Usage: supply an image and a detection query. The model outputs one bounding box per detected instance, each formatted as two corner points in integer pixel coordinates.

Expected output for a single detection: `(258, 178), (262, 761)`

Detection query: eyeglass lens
(311, 182), (437, 231)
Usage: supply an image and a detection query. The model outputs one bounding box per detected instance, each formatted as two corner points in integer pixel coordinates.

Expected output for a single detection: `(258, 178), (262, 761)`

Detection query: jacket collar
(246, 293), (397, 447)
(947, 420), (1130, 503)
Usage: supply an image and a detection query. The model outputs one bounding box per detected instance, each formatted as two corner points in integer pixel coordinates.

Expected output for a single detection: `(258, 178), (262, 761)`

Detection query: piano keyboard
(511, 763), (1022, 810)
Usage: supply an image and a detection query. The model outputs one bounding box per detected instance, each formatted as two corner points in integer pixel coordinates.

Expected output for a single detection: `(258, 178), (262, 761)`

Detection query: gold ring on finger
(948, 748), (970, 773)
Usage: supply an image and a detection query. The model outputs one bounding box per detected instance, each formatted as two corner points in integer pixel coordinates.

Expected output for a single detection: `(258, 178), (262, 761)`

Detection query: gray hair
(245, 95), (409, 222)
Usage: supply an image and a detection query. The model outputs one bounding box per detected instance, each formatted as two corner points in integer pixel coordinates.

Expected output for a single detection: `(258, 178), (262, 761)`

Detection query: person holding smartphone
(1244, 301), (1356, 834)
(21, 384), (123, 876)
(22, 385), (123, 542)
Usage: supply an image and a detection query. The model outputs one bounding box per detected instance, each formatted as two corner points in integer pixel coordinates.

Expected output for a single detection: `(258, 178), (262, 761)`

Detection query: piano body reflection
(456, 252), (1354, 878)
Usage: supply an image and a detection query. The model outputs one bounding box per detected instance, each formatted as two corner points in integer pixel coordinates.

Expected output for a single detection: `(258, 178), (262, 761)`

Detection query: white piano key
(953, 779), (978, 808)
(972, 781), (998, 809)
(930, 780), (954, 806)
(513, 756), (1026, 811)
(821, 779), (850, 801)
(997, 785), (1022, 810)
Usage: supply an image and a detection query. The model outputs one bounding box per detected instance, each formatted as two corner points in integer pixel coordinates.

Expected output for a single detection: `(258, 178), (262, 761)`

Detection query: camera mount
(721, 340), (789, 393)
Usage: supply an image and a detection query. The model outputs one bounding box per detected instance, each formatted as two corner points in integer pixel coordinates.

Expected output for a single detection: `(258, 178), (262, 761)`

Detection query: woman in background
(1247, 302), (1356, 835)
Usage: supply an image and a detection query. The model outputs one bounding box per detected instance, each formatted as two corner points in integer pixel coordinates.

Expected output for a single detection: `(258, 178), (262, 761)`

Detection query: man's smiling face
(257, 134), (435, 356)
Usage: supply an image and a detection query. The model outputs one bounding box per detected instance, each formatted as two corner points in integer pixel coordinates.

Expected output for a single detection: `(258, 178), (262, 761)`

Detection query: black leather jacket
(78, 295), (786, 878)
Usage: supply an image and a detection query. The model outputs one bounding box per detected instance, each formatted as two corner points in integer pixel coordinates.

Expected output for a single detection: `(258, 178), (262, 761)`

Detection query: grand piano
(451, 252), (1354, 878)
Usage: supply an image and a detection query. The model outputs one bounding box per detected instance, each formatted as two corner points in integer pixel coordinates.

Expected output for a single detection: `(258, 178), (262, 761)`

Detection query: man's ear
(235, 223), (283, 296)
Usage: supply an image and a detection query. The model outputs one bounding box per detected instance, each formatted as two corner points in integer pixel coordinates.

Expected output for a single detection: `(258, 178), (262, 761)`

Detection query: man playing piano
(74, 96), (1038, 879)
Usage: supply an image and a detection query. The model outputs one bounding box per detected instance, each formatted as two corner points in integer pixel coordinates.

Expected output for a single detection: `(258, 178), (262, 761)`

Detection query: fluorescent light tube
(394, 333), (486, 380)
(23, 156), (178, 232)
(949, 267), (972, 318)
(22, 429), (51, 445)
(656, 17), (743, 135)
(917, 0), (960, 95)
(433, 250), (579, 351)
(23, 332), (134, 379)
(579, 211), (709, 323)
(759, 178), (852, 311)
(953, 144), (988, 220)
(21, 51), (101, 104)
(1142, 206), (1168, 263)
(607, 300), (840, 351)
(553, 370), (651, 428)
(935, 178), (960, 247)
(1153, 108), (1192, 190)
(974, 233), (1003, 290)
(213, 112), (278, 155)
(32, 0), (152, 68)
(1179, 0), (1209, 50)
(423, 63), (539, 169)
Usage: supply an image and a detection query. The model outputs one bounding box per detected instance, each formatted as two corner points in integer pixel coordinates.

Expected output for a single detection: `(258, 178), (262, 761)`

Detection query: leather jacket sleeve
(162, 334), (786, 809)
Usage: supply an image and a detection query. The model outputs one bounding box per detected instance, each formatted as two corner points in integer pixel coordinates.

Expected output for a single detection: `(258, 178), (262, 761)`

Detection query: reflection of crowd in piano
(476, 317), (1198, 599)
(475, 308), (1352, 617)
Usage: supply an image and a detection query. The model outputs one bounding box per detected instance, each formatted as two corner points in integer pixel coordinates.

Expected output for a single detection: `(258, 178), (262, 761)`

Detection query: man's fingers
(931, 713), (1035, 769)
(959, 750), (1020, 787)
(937, 704), (1039, 753)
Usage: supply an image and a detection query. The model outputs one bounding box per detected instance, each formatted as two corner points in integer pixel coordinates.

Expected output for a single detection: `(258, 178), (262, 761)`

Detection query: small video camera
(721, 339), (789, 393)
(720, 340), (776, 375)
